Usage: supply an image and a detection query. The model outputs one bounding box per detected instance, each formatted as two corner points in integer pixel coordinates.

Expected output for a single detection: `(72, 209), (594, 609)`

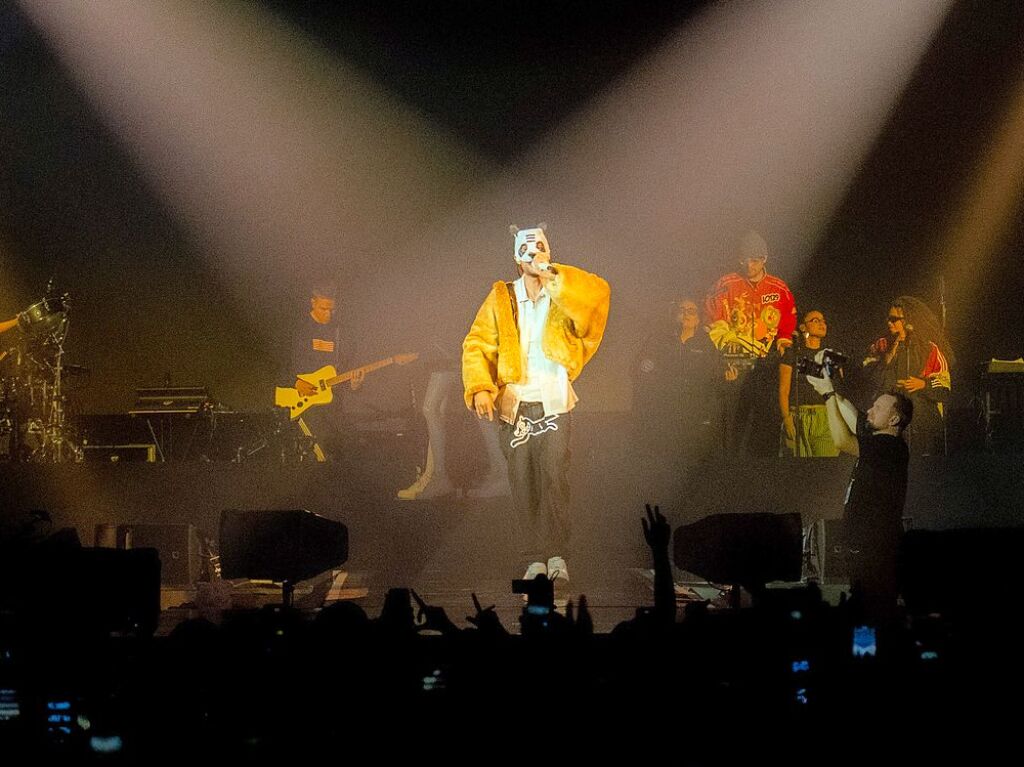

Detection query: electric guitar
(275, 353), (418, 420)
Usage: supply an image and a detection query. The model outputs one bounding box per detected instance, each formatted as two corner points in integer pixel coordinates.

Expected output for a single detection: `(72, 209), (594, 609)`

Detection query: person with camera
(806, 356), (912, 626)
(778, 310), (839, 457)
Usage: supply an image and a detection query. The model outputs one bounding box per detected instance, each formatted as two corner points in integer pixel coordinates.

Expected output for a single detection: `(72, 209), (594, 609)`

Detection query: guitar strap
(505, 281), (518, 328)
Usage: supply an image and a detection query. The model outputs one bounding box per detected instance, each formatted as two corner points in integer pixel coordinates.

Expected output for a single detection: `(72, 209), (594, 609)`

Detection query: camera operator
(778, 310), (839, 457)
(806, 356), (912, 627)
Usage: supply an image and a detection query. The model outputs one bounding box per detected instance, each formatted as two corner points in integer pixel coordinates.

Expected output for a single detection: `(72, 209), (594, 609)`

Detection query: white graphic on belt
(510, 413), (560, 448)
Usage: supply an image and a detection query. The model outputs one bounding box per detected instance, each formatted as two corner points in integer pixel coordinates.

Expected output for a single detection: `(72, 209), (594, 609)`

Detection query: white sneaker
(523, 562), (548, 580)
(546, 556), (569, 588)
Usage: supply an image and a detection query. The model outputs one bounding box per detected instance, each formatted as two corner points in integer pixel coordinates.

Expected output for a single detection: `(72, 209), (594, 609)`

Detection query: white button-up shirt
(499, 277), (578, 422)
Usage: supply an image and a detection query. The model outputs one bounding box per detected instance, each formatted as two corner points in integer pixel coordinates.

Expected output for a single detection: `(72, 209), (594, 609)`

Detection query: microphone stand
(939, 275), (949, 457)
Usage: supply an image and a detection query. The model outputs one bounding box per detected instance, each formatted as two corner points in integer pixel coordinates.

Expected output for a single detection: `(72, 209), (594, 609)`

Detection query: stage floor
(3, 432), (1022, 633)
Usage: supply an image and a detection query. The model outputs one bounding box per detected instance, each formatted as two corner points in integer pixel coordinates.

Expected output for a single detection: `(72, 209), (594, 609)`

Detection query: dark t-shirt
(634, 330), (719, 425)
(288, 315), (352, 436)
(291, 315), (347, 379)
(781, 343), (826, 407)
(843, 413), (909, 548)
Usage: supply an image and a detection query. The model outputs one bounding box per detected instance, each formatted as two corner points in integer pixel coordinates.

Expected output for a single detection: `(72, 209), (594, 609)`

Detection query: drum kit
(0, 288), (84, 463)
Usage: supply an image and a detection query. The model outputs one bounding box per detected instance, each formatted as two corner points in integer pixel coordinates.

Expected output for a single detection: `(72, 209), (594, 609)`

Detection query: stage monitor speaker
(117, 523), (200, 586)
(673, 512), (802, 588)
(218, 509), (348, 583)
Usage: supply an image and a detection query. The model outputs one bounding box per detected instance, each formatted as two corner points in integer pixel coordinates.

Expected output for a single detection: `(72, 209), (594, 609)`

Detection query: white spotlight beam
(386, 1), (954, 411)
(18, 0), (486, 309)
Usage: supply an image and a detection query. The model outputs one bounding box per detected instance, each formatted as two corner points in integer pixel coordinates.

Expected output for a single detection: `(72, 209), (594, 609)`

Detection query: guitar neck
(325, 358), (394, 388)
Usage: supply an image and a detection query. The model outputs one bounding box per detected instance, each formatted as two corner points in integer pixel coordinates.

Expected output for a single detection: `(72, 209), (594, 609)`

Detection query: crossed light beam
(21, 0), (953, 412)
(937, 74), (1024, 325)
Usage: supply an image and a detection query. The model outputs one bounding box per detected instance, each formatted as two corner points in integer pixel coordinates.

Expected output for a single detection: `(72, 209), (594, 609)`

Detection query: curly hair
(891, 295), (955, 367)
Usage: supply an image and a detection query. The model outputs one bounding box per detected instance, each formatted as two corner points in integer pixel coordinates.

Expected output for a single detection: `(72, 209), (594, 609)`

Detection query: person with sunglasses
(862, 296), (952, 455)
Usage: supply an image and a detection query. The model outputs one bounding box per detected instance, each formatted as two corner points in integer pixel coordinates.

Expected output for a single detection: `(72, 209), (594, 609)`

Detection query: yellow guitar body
(274, 365), (336, 420)
(275, 354), (418, 421)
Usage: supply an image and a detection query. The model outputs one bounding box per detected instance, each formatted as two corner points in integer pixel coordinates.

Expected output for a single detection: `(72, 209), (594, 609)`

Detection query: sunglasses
(887, 315), (905, 323)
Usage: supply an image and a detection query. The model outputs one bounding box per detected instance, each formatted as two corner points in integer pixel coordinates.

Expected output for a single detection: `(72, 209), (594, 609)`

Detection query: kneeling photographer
(805, 353), (913, 627)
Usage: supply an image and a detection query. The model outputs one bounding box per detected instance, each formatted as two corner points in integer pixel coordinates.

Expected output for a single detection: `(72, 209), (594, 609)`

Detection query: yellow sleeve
(546, 263), (611, 360)
(461, 288), (501, 409)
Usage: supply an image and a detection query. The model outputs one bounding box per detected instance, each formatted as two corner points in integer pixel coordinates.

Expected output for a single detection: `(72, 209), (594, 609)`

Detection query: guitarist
(289, 283), (363, 460)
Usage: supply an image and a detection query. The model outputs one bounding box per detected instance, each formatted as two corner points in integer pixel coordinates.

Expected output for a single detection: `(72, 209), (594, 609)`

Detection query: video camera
(796, 348), (848, 379)
(511, 575), (554, 611)
(512, 575), (556, 634)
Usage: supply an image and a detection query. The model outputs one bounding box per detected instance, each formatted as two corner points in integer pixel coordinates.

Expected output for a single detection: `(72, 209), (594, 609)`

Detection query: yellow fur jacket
(462, 263), (611, 410)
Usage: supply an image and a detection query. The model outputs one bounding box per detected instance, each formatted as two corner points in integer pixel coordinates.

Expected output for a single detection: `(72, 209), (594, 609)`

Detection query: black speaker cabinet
(118, 523), (201, 586)
(822, 519), (849, 583)
(673, 512), (803, 587)
(219, 509), (348, 583)
(982, 371), (1024, 451)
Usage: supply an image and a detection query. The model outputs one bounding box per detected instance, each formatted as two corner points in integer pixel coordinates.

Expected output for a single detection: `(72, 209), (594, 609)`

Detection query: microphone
(536, 261), (559, 275)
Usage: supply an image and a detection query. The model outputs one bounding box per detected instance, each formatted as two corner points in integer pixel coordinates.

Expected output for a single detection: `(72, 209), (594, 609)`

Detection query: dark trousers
(846, 519), (902, 627)
(500, 402), (572, 564)
(721, 358), (779, 457)
(298, 406), (354, 465)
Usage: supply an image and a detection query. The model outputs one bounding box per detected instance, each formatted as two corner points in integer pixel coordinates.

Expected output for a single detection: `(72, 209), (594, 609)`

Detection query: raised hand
(466, 592), (507, 636)
(410, 588), (458, 635)
(642, 503), (670, 552)
(350, 368), (366, 390)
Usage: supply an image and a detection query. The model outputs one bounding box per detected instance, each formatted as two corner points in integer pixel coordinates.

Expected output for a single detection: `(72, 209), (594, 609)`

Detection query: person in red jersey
(704, 230), (798, 456)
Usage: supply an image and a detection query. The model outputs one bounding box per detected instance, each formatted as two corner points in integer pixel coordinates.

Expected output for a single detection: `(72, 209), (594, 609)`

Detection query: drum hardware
(2, 284), (82, 463)
(17, 295), (69, 344)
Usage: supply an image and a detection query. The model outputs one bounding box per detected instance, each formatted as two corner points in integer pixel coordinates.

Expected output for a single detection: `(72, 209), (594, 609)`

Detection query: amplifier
(118, 523), (201, 586)
(130, 386), (212, 415)
(981, 366), (1024, 451)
